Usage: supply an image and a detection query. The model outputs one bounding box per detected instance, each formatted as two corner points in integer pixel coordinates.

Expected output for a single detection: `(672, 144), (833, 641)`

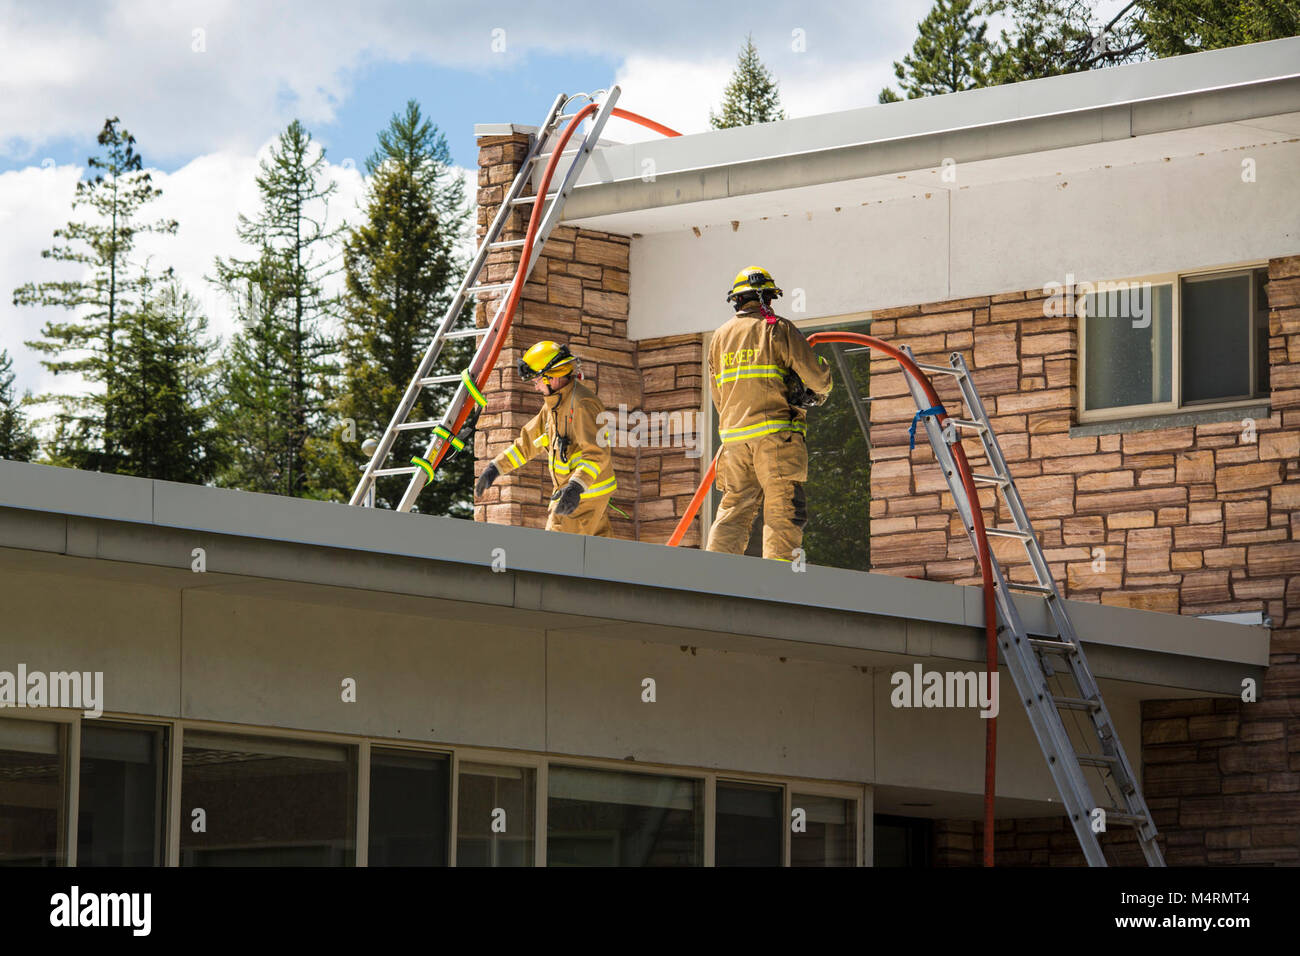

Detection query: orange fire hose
(669, 331), (1000, 866)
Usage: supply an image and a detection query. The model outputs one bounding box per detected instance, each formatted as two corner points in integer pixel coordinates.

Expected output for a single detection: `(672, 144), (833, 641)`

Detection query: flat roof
(488, 37), (1300, 232)
(0, 459), (1268, 696)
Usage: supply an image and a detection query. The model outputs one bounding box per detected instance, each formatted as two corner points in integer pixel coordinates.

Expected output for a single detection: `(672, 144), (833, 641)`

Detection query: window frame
(1077, 262), (1270, 425)
(8, 714), (867, 867)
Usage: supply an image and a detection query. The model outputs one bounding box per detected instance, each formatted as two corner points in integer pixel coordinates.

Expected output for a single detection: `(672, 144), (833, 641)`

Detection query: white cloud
(0, 0), (937, 162)
(0, 142), (377, 405)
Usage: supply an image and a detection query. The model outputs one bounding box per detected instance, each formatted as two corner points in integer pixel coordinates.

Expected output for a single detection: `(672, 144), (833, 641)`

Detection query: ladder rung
(485, 239), (527, 251)
(947, 418), (987, 431)
(470, 282), (515, 295)
(1028, 637), (1077, 652)
(1076, 753), (1120, 768)
(1053, 696), (1102, 711)
(373, 467), (418, 477)
(511, 192), (560, 206)
(445, 328), (489, 339)
(1097, 809), (1148, 826)
(418, 374), (462, 386)
(985, 527), (1033, 540)
(1006, 581), (1054, 595)
(971, 473), (1009, 485)
(913, 362), (965, 377)
(395, 420), (439, 431)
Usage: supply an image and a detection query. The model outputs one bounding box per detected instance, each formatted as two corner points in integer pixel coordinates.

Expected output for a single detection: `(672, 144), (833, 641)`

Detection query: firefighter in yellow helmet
(706, 267), (833, 561)
(474, 341), (617, 537)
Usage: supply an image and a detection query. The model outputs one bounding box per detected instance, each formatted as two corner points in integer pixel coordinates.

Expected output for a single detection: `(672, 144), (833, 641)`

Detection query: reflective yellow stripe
(432, 426), (464, 451)
(551, 454), (571, 474)
(533, 433), (549, 447)
(505, 446), (525, 468)
(715, 364), (784, 385)
(574, 459), (600, 479)
(579, 477), (617, 499)
(461, 370), (487, 407)
(719, 420), (808, 443)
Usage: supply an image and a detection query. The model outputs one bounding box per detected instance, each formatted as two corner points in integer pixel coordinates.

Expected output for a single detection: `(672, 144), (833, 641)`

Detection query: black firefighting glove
(552, 480), (583, 516)
(475, 462), (500, 497)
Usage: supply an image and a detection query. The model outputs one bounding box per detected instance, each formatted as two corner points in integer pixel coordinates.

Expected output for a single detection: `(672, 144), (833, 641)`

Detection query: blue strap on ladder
(909, 405), (947, 450)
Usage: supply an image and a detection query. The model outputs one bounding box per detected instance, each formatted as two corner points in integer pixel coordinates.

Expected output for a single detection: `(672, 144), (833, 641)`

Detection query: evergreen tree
(0, 349), (40, 462)
(985, 0), (1146, 84)
(13, 117), (178, 472)
(214, 273), (297, 494)
(314, 100), (475, 514)
(879, 0), (998, 101)
(1138, 0), (1300, 57)
(710, 34), (787, 128)
(112, 280), (224, 483)
(213, 119), (341, 497)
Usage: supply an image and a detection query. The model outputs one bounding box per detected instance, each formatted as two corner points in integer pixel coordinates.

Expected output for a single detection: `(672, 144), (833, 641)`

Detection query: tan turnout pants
(706, 431), (808, 561)
(546, 496), (613, 537)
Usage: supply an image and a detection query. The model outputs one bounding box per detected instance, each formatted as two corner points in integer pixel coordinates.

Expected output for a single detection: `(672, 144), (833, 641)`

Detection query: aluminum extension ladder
(349, 88), (623, 511)
(902, 346), (1165, 867)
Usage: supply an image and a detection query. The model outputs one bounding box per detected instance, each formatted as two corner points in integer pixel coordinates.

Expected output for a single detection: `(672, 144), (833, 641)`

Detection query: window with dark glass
(791, 793), (855, 866)
(1083, 268), (1270, 415)
(456, 762), (535, 867)
(78, 722), (166, 866)
(0, 719), (65, 866)
(873, 814), (933, 867)
(548, 766), (703, 867)
(368, 748), (449, 866)
(180, 732), (355, 866)
(716, 781), (782, 866)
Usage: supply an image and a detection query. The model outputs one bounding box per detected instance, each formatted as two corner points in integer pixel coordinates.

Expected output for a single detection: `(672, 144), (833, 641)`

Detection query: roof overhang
(0, 460), (1268, 697)
(539, 37), (1300, 235)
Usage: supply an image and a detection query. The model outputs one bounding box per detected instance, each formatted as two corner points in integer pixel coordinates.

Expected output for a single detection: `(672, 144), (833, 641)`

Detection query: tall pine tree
(313, 100), (475, 514)
(214, 120), (341, 497)
(13, 117), (178, 472)
(0, 349), (39, 462)
(710, 34), (787, 128)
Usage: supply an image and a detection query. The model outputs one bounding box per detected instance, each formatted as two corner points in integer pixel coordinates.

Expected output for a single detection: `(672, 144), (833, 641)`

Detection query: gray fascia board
(0, 459), (1270, 680)
(559, 39), (1300, 222)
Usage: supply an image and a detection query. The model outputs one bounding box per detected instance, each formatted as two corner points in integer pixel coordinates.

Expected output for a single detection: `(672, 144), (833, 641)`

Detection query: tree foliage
(710, 34), (787, 128)
(880, 0), (998, 101)
(13, 117), (178, 472)
(314, 100), (475, 514)
(0, 350), (39, 462)
(213, 119), (341, 497)
(112, 280), (224, 482)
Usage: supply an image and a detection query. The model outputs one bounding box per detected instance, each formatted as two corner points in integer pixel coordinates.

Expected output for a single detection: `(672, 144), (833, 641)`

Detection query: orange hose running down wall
(669, 332), (1000, 866)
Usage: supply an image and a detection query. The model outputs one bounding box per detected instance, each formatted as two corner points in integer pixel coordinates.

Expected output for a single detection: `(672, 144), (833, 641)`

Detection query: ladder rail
(947, 355), (1161, 858)
(899, 349), (1111, 865)
(393, 88), (624, 513)
(349, 93), (568, 507)
(900, 345), (1164, 866)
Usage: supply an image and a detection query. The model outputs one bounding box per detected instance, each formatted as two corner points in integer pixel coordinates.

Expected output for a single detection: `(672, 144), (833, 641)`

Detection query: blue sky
(0, 51), (627, 176)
